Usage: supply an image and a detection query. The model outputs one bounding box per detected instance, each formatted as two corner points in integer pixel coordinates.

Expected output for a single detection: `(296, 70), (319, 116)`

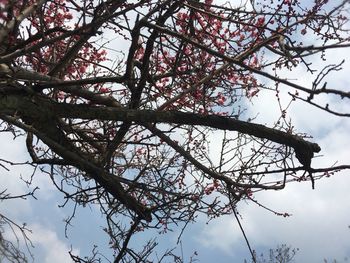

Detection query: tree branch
(0, 93), (321, 168)
(0, 114), (152, 222)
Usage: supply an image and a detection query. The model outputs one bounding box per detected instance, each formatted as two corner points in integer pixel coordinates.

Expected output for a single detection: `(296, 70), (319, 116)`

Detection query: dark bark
(1, 92), (320, 143)
(0, 90), (320, 170)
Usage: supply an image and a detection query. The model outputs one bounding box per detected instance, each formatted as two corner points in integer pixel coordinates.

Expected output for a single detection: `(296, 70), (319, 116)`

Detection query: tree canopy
(0, 0), (349, 262)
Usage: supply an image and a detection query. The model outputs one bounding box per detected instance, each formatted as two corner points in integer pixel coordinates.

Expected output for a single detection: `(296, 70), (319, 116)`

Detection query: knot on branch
(294, 141), (321, 169)
(294, 141), (321, 189)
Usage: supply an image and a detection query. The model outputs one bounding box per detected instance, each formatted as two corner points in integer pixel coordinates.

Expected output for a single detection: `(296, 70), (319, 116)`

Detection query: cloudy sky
(1, 1), (350, 263)
(2, 98), (349, 263)
(1, 54), (349, 263)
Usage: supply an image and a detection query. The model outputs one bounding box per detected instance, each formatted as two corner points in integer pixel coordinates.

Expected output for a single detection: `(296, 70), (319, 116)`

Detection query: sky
(1, 1), (350, 263)
(1, 55), (349, 263)
(1, 100), (349, 263)
(174, 46), (350, 262)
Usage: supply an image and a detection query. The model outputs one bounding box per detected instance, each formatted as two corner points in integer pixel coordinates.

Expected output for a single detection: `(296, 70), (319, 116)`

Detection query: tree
(0, 0), (349, 262)
(245, 244), (299, 263)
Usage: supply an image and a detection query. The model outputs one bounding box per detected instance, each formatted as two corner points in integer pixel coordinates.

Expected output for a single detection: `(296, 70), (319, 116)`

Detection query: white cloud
(0, 131), (58, 202)
(240, 172), (350, 262)
(193, 169), (350, 261)
(0, 133), (78, 262)
(30, 224), (79, 263)
(195, 215), (242, 255)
